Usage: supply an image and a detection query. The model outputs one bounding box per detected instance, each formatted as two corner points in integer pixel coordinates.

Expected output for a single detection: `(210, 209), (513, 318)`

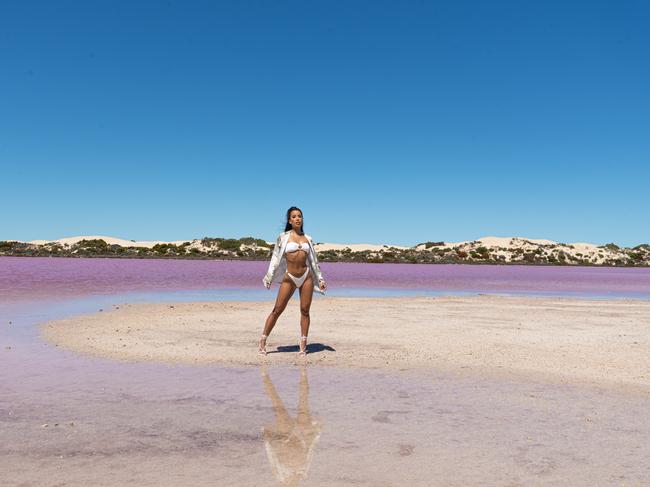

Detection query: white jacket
(263, 231), (326, 294)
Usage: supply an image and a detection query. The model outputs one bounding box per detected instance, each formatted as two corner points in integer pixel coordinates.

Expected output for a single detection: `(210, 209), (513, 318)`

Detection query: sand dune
(16, 233), (648, 265)
(24, 234), (603, 252)
(27, 235), (191, 249)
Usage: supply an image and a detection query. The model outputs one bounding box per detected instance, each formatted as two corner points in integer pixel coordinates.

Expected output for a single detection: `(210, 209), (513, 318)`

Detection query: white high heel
(298, 336), (308, 356)
(258, 335), (268, 355)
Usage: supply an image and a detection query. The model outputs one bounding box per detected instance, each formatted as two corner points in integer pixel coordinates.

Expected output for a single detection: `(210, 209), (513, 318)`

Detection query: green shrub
(601, 243), (620, 251)
(219, 239), (241, 251)
(422, 241), (444, 248)
(475, 246), (490, 258)
(523, 252), (536, 262)
(239, 237), (272, 248)
(0, 241), (19, 251)
(201, 237), (224, 247)
(152, 243), (185, 254)
(73, 239), (110, 254)
(75, 239), (109, 248)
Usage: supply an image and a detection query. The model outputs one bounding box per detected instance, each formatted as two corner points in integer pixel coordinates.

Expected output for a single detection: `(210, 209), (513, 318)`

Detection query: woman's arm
(307, 236), (327, 291)
(263, 235), (283, 288)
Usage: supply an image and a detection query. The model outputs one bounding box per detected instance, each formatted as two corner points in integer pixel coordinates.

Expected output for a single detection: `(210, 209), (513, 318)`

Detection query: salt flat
(41, 295), (650, 394)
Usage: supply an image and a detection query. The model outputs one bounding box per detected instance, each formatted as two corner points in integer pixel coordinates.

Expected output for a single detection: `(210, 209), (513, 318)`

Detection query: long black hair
(284, 206), (304, 233)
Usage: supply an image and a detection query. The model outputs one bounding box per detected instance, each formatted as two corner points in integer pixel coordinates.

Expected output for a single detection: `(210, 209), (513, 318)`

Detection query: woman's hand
(319, 279), (327, 292)
(262, 278), (271, 290)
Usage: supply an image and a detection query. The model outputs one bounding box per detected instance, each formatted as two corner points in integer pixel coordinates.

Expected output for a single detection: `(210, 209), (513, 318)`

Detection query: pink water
(2, 256), (650, 303)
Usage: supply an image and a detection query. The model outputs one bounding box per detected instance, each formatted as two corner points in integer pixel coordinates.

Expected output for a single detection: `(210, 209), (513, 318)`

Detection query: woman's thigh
(298, 276), (314, 311)
(273, 278), (296, 312)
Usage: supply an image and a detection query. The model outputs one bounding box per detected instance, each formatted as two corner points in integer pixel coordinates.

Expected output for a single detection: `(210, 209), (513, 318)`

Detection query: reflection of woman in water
(259, 207), (327, 356)
(262, 367), (323, 486)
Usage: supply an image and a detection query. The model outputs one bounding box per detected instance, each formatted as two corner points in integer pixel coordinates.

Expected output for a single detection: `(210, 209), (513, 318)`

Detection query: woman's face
(289, 210), (303, 230)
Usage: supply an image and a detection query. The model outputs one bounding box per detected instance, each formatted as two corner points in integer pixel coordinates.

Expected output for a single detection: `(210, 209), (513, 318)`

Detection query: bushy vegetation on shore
(315, 243), (650, 267)
(1, 237), (649, 267)
(0, 237), (273, 260)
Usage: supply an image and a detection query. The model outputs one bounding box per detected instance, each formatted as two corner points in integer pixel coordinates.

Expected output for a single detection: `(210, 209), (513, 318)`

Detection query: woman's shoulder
(304, 234), (314, 242)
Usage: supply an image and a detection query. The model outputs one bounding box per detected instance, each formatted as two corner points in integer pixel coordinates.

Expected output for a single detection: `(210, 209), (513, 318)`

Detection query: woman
(259, 207), (327, 356)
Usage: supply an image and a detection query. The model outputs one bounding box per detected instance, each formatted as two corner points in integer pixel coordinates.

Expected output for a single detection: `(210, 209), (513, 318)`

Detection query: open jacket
(263, 231), (326, 294)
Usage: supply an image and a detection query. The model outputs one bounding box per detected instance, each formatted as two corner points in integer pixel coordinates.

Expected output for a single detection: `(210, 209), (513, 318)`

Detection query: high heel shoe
(258, 335), (268, 355)
(298, 336), (308, 356)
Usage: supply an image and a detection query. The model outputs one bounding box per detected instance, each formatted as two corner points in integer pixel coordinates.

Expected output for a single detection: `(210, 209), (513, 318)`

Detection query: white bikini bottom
(286, 269), (310, 288)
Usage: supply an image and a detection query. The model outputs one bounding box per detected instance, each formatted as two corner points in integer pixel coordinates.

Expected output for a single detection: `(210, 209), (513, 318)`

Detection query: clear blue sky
(1, 1), (648, 247)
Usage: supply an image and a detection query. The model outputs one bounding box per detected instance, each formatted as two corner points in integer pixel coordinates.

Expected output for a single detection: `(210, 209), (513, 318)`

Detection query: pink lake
(1, 256), (650, 303)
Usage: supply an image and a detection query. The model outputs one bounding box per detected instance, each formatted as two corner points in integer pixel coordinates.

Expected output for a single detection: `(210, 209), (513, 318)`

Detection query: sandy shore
(41, 295), (650, 393)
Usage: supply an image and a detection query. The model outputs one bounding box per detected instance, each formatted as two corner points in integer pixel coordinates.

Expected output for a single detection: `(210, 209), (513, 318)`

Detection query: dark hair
(284, 206), (304, 233)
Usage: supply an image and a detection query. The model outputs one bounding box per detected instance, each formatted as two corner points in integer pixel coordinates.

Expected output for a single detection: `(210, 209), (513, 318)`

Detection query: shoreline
(4, 254), (650, 268)
(40, 295), (650, 395)
(3, 254), (650, 269)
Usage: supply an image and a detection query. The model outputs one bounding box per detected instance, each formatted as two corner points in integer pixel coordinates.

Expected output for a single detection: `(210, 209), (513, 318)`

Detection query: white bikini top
(285, 241), (310, 254)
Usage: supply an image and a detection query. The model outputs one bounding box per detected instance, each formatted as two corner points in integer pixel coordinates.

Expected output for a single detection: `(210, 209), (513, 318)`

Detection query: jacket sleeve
(263, 235), (283, 286)
(307, 236), (325, 283)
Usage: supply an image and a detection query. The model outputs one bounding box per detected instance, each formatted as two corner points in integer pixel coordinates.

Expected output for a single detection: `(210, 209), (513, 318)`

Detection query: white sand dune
(314, 242), (409, 252)
(22, 234), (605, 252)
(27, 235), (191, 249)
(17, 233), (645, 265)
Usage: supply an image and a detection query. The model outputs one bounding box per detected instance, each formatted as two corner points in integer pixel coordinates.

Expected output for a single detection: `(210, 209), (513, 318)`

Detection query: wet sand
(40, 295), (650, 394)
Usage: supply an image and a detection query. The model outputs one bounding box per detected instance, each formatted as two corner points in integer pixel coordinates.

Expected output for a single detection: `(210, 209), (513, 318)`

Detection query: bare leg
(262, 278), (296, 338)
(297, 366), (311, 424)
(262, 367), (293, 430)
(298, 276), (314, 353)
